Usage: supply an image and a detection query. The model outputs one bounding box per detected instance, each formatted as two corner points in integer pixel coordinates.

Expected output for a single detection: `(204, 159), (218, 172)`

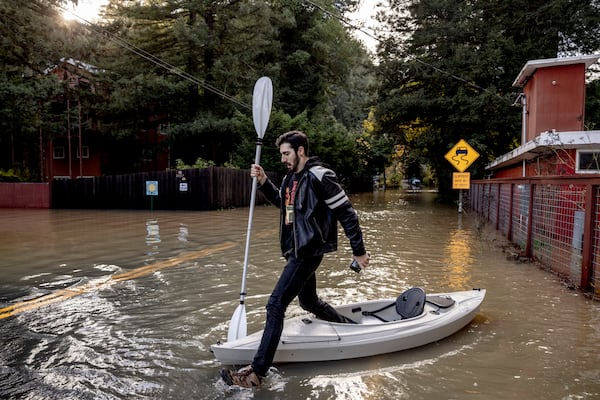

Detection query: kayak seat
(362, 287), (426, 323)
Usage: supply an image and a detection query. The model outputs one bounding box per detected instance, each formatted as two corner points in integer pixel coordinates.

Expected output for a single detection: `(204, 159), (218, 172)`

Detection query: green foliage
(7, 0), (599, 193)
(374, 0), (600, 195)
(586, 78), (600, 130)
(230, 109), (312, 174)
(387, 172), (402, 188)
(95, 0), (376, 179)
(223, 161), (239, 169)
(175, 157), (215, 170)
(0, 0), (378, 183)
(229, 107), (370, 187)
(0, 168), (25, 182)
(0, 0), (104, 179)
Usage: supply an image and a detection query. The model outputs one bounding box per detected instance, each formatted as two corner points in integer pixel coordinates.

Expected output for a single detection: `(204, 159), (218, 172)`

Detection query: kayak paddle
(227, 76), (273, 342)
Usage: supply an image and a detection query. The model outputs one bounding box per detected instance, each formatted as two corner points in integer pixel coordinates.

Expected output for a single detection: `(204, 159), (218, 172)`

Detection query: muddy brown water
(1, 190), (599, 399)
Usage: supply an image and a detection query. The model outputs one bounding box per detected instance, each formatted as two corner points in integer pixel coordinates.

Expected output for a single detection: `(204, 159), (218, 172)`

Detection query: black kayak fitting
(362, 287), (427, 322)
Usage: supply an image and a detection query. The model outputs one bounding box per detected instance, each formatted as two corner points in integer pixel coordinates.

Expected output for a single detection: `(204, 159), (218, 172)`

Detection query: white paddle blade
(252, 77), (273, 139)
(227, 304), (247, 342)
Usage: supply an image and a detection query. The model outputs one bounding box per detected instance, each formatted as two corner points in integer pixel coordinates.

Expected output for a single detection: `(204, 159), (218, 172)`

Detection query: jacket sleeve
(314, 168), (366, 256)
(258, 177), (282, 208)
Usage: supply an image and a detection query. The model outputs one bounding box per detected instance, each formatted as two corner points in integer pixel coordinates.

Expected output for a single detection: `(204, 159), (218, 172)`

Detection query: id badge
(285, 205), (294, 224)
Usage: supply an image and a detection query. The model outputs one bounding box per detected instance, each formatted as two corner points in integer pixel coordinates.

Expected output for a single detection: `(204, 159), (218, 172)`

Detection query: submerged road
(1, 191), (599, 399)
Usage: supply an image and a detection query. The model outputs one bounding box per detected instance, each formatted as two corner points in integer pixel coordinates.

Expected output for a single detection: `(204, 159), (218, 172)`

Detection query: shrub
(0, 169), (24, 182)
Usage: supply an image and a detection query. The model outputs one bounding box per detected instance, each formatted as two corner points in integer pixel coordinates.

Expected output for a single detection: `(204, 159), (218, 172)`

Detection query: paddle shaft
(227, 140), (262, 342)
(227, 76), (272, 342)
(239, 139), (263, 302)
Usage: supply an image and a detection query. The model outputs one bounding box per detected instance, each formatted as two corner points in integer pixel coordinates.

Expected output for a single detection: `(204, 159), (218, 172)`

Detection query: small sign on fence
(146, 181), (158, 196)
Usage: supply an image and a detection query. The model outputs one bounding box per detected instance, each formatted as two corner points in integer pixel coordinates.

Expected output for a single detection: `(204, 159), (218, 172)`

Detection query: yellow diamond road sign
(445, 139), (480, 172)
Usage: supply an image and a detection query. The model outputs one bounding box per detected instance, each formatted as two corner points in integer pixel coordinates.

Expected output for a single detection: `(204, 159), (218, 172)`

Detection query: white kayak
(212, 288), (485, 365)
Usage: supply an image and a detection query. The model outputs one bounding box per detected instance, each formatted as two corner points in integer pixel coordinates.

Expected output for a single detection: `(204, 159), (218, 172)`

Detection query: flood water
(1, 190), (599, 400)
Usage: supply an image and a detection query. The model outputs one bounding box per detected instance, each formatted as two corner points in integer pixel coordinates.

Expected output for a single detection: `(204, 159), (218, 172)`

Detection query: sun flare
(63, 0), (107, 22)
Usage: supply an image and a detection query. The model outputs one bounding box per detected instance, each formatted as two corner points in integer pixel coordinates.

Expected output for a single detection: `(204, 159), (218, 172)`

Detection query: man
(220, 130), (370, 388)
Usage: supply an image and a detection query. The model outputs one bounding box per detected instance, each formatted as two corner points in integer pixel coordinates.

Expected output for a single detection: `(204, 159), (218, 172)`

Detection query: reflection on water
(443, 215), (475, 290)
(178, 223), (189, 243)
(146, 219), (161, 262)
(1, 191), (600, 399)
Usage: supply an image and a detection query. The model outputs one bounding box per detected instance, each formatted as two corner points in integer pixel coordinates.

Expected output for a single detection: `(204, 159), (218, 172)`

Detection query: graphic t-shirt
(282, 173), (299, 255)
(285, 178), (298, 225)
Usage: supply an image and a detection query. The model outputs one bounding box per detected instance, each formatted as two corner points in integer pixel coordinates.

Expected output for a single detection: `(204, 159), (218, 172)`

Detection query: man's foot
(220, 365), (262, 388)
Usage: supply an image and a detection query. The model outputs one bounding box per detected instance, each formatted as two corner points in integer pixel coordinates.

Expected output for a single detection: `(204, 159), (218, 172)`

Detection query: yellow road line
(0, 241), (237, 320)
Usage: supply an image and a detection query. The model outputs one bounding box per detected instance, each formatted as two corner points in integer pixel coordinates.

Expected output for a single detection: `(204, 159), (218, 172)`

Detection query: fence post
(507, 184), (514, 241)
(495, 183), (501, 230)
(581, 184), (594, 290)
(486, 184), (491, 221)
(525, 183), (534, 258)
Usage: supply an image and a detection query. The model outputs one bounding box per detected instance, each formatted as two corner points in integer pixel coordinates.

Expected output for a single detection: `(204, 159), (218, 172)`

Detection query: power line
(43, 0), (510, 108)
(304, 0), (512, 103)
(52, 2), (251, 111)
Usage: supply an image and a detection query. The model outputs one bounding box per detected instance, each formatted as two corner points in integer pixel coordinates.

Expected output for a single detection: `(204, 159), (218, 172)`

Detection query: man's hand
(251, 164), (267, 185)
(354, 252), (370, 269)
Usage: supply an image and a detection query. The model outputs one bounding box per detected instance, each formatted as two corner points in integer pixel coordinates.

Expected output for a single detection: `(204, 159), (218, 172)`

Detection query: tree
(0, 0), (379, 183)
(586, 77), (600, 130)
(96, 0), (376, 174)
(0, 0), (95, 179)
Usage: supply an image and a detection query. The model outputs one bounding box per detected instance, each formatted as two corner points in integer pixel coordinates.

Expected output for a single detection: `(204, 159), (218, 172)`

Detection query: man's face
(279, 143), (299, 172)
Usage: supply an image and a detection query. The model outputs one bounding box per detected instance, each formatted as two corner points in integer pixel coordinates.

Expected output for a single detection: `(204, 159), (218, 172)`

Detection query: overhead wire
(53, 2), (251, 110)
(40, 0), (510, 108)
(304, 0), (512, 103)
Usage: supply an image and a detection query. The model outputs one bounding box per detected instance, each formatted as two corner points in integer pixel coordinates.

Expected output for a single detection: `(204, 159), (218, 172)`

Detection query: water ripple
(1, 196), (600, 399)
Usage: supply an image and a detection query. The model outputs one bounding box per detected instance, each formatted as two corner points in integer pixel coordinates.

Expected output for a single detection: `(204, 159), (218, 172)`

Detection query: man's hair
(275, 130), (309, 155)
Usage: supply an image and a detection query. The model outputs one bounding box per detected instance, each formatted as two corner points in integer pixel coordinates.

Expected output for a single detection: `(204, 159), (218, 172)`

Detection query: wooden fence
(51, 167), (272, 211)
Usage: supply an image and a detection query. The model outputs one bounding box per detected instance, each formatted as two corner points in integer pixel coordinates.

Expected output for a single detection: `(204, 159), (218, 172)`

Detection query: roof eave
(486, 130), (600, 170)
(512, 54), (600, 87)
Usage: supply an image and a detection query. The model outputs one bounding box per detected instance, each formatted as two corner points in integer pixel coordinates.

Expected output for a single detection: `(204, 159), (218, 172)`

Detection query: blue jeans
(251, 254), (345, 376)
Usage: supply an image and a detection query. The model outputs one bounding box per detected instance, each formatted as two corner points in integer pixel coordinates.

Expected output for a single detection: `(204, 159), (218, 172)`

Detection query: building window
(53, 146), (65, 159)
(576, 150), (600, 173)
(77, 146), (89, 159)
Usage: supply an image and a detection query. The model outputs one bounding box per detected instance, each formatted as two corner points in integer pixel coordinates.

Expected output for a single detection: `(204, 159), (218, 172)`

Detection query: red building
(44, 58), (168, 180)
(487, 54), (600, 178)
(44, 58), (103, 180)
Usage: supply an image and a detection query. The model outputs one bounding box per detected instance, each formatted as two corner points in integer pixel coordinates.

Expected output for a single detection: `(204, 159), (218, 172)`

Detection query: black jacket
(258, 157), (366, 258)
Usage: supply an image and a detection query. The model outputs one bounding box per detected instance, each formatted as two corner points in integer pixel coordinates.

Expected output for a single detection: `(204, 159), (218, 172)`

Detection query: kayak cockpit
(329, 287), (457, 325)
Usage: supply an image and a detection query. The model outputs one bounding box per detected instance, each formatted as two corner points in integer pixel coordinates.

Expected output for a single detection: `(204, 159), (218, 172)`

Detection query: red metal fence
(469, 176), (600, 298)
(0, 183), (51, 208)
